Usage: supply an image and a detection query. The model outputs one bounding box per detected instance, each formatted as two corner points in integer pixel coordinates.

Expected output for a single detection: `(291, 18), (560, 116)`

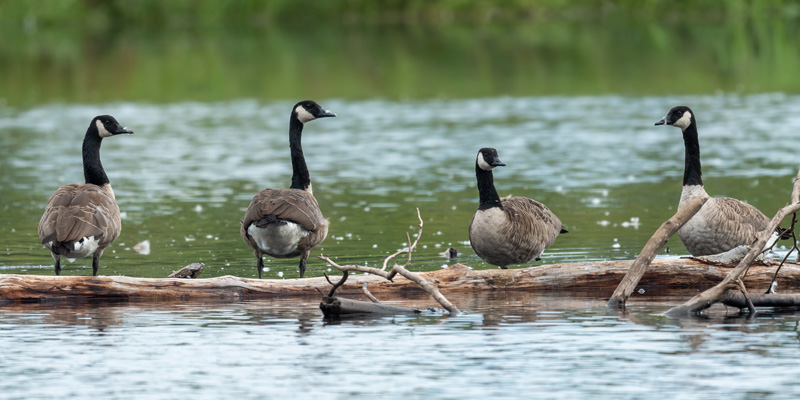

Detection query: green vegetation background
(1, 0), (800, 106)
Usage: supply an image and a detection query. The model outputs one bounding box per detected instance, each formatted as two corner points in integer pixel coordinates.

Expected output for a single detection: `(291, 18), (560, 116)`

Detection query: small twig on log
(324, 271), (349, 297)
(319, 209), (461, 315)
(666, 168), (800, 317)
(765, 213), (798, 294)
(382, 208), (424, 271)
(362, 282), (381, 303)
(735, 278), (756, 315)
(606, 197), (708, 309)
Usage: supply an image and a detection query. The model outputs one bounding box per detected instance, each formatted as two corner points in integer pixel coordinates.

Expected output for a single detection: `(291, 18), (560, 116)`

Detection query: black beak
(317, 110), (337, 118)
(492, 159), (506, 167)
(115, 125), (134, 134)
(654, 117), (667, 126)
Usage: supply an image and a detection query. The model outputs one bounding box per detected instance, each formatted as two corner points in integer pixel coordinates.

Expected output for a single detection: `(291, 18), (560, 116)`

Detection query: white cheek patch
(294, 106), (315, 123)
(477, 152), (494, 171)
(96, 120), (113, 137)
(674, 111), (693, 130)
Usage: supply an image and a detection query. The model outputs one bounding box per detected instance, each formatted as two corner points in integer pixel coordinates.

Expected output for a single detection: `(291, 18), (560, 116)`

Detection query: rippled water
(2, 294), (800, 399)
(3, 94), (800, 398)
(2, 94), (799, 278)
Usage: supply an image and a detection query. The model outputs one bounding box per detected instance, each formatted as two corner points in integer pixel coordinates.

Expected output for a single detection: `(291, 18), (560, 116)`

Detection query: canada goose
(655, 105), (779, 256)
(38, 115), (133, 276)
(241, 100), (335, 278)
(468, 148), (567, 268)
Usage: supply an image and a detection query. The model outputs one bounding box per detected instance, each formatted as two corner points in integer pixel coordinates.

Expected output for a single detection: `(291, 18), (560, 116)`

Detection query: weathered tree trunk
(2, 259), (800, 302)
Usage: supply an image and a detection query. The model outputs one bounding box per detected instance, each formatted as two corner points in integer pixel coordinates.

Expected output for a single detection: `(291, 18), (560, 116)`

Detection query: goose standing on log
(38, 115), (133, 276)
(241, 100), (335, 278)
(468, 148), (567, 268)
(655, 105), (781, 256)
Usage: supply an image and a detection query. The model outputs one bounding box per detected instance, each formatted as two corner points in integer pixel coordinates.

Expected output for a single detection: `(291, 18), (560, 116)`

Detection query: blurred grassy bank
(1, 0), (800, 106)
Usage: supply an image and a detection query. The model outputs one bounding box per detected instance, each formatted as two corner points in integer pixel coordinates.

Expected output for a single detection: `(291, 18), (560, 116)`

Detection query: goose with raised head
(38, 115), (133, 276)
(655, 105), (780, 256)
(468, 148), (567, 268)
(241, 100), (335, 279)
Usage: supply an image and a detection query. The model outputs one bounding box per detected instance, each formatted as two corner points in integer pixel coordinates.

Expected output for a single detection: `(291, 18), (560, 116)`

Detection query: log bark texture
(2, 259), (800, 302)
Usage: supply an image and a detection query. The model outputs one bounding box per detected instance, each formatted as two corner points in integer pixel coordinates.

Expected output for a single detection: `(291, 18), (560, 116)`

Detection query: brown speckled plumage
(241, 188), (329, 259)
(470, 196), (563, 268)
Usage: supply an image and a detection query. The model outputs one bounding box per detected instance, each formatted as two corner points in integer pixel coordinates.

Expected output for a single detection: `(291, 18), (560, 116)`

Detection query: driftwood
(320, 209), (461, 315)
(167, 262), (204, 278)
(319, 271), (423, 317)
(607, 197), (708, 309)
(665, 168), (800, 316)
(3, 259), (800, 302)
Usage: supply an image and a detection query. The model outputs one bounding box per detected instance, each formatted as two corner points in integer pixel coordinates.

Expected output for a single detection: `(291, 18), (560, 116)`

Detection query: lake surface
(1, 94), (799, 278)
(2, 293), (800, 399)
(3, 9), (800, 398)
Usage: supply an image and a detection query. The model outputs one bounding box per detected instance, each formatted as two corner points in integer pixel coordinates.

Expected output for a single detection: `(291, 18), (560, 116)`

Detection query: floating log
(320, 296), (422, 317)
(1, 258), (800, 302)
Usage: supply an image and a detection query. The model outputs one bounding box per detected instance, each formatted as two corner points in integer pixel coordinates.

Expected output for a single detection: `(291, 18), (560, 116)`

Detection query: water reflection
(3, 293), (800, 398)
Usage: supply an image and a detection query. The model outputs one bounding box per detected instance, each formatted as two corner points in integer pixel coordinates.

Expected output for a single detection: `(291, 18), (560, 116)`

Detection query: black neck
(82, 129), (109, 186)
(289, 117), (311, 190)
(681, 123), (703, 187)
(476, 164), (502, 210)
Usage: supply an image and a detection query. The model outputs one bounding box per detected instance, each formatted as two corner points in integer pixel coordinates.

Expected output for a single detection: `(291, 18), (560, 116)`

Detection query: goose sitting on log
(241, 100), (335, 279)
(38, 115), (133, 276)
(655, 105), (786, 256)
(468, 147), (567, 268)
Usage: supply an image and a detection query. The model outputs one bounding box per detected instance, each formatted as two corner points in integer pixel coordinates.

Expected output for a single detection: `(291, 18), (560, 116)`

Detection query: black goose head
(292, 100), (336, 124)
(92, 115), (134, 138)
(476, 147), (506, 171)
(655, 105), (695, 131)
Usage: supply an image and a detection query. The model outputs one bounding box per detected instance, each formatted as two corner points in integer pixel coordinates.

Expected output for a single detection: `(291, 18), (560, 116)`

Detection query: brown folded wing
(241, 188), (326, 233)
(38, 184), (122, 248)
(500, 196), (564, 257)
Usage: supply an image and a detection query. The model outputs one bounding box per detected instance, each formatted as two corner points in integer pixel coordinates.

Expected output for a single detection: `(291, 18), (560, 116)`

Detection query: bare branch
(324, 271), (349, 297)
(607, 196), (708, 309)
(666, 168), (800, 317)
(382, 208), (424, 271)
(792, 168), (800, 205)
(392, 263), (461, 315)
(766, 214), (798, 293)
(735, 278), (756, 315)
(318, 255), (394, 280)
(362, 282), (381, 303)
(319, 209), (460, 315)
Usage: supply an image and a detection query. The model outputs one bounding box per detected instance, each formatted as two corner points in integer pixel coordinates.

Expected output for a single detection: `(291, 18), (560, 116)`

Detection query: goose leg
(257, 256), (264, 279)
(92, 252), (101, 276)
(298, 253), (308, 278)
(53, 254), (61, 276)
